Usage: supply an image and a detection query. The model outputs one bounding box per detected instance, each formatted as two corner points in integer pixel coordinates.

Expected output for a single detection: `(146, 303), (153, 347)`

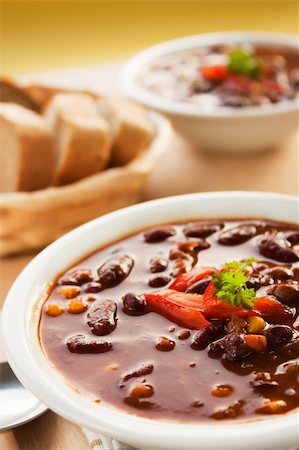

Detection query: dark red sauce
(39, 219), (299, 422)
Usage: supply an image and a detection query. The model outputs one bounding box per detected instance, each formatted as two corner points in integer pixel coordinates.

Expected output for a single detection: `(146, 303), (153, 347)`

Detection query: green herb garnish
(228, 50), (262, 79)
(212, 258), (257, 309)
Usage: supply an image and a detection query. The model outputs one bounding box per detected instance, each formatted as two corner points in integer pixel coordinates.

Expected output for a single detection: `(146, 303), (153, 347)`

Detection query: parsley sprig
(212, 258), (256, 309)
(228, 50), (262, 79)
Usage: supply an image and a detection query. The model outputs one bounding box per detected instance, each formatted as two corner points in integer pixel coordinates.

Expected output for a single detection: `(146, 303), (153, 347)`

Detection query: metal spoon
(0, 313), (47, 431)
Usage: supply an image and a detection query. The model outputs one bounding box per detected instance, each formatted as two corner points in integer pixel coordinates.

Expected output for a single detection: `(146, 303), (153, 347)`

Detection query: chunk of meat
(209, 333), (250, 361)
(226, 316), (247, 334)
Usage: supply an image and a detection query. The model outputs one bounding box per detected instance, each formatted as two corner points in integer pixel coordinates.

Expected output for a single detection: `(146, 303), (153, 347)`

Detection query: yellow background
(1, 1), (298, 75)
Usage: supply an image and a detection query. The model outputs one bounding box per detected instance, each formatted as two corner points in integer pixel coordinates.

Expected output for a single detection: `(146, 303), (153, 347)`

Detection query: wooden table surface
(0, 63), (298, 450)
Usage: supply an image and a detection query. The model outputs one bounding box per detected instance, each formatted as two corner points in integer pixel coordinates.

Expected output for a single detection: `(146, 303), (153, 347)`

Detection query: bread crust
(99, 97), (155, 166)
(0, 103), (55, 192)
(0, 77), (41, 113)
(45, 93), (112, 185)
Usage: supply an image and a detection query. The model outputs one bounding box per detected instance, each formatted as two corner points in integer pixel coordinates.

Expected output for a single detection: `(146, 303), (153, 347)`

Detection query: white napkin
(82, 428), (137, 450)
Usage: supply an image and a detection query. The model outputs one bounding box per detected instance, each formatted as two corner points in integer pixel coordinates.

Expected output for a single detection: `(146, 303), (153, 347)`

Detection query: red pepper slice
(201, 65), (228, 81)
(202, 281), (290, 321)
(262, 64), (274, 77)
(145, 281), (290, 327)
(169, 267), (216, 292)
(200, 281), (247, 317)
(253, 296), (291, 322)
(144, 290), (211, 329)
(263, 80), (283, 94)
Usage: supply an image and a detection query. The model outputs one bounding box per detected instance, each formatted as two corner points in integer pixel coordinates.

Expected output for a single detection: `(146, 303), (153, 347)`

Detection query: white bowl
(120, 32), (299, 153)
(1, 191), (299, 450)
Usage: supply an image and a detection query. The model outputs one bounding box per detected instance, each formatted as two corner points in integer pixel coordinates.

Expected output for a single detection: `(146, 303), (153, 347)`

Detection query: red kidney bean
(251, 262), (270, 272)
(183, 222), (224, 238)
(268, 282), (299, 305)
(121, 363), (154, 384)
(186, 276), (212, 294)
(149, 257), (168, 273)
(87, 300), (117, 336)
(211, 401), (244, 420)
(266, 325), (293, 347)
(191, 400), (204, 408)
(66, 334), (112, 354)
(122, 293), (148, 316)
(258, 235), (299, 263)
(190, 78), (213, 94)
(191, 322), (225, 350)
(285, 231), (299, 246)
(59, 269), (93, 286)
(97, 255), (134, 288)
(266, 266), (294, 281)
(290, 68), (299, 88)
(246, 272), (274, 290)
(179, 240), (211, 253)
(294, 267), (299, 281)
(178, 330), (191, 340)
(156, 337), (175, 352)
(218, 225), (257, 246)
(148, 275), (171, 288)
(251, 379), (279, 390)
(220, 94), (250, 107)
(143, 227), (176, 243)
(84, 282), (103, 293)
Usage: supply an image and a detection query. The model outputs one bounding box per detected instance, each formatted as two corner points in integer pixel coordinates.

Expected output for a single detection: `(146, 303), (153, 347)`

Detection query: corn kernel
(211, 384), (233, 397)
(67, 299), (88, 314)
(257, 400), (287, 415)
(46, 303), (64, 317)
(58, 286), (80, 299)
(130, 384), (154, 399)
(247, 316), (266, 334)
(245, 334), (267, 352)
(107, 364), (118, 371)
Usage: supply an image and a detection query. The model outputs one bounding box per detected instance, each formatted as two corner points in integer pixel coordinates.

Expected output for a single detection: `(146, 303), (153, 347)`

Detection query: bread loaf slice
(0, 77), (40, 112)
(23, 83), (99, 110)
(98, 97), (155, 166)
(44, 93), (111, 186)
(0, 103), (55, 192)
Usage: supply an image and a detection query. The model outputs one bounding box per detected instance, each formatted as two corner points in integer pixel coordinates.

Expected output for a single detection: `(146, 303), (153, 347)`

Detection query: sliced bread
(23, 83), (99, 110)
(0, 77), (40, 112)
(99, 97), (155, 166)
(44, 93), (112, 186)
(0, 103), (55, 192)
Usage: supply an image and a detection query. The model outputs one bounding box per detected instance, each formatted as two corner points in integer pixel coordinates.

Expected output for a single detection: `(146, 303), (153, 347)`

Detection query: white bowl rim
(120, 31), (299, 119)
(2, 191), (299, 449)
